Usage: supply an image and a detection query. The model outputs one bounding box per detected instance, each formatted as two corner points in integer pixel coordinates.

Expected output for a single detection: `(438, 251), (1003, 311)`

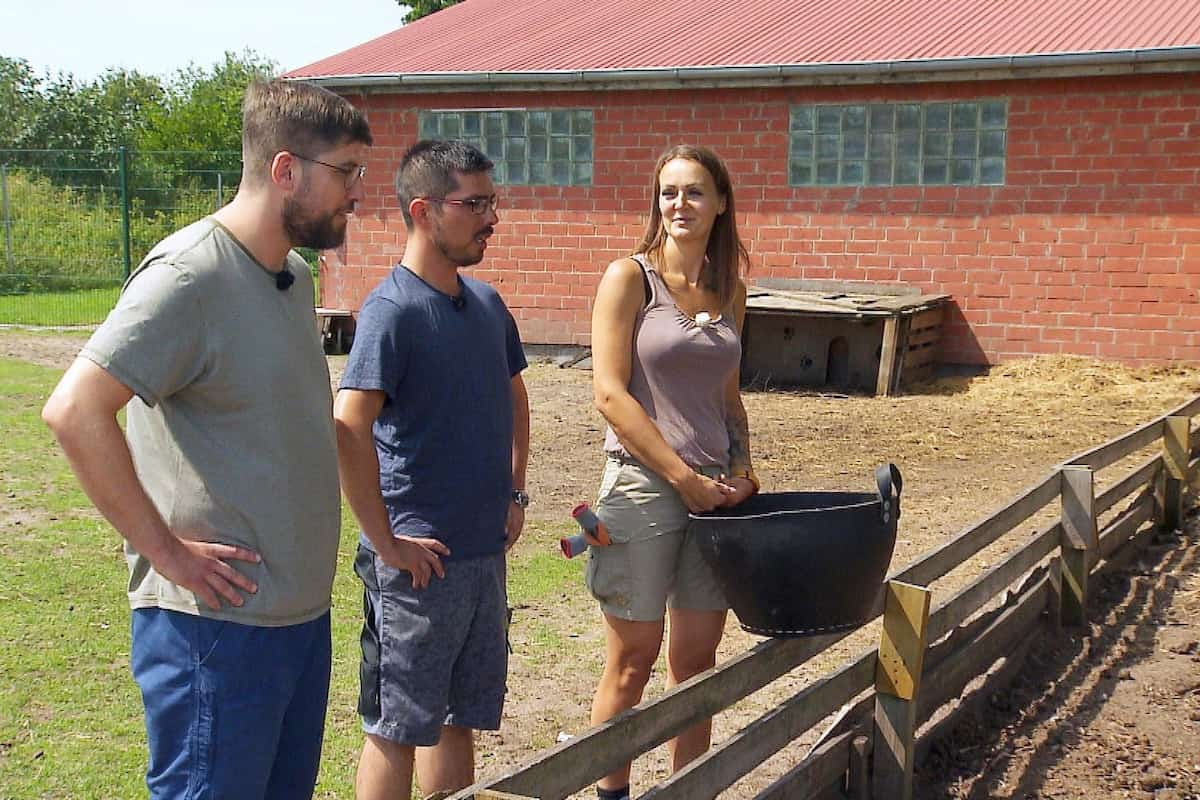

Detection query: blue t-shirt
(340, 265), (527, 560)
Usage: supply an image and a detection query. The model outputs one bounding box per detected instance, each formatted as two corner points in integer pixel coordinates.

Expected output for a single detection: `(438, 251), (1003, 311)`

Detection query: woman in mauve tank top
(585, 145), (759, 800)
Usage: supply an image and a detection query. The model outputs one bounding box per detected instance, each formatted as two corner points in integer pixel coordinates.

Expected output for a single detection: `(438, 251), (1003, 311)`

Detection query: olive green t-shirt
(81, 218), (341, 627)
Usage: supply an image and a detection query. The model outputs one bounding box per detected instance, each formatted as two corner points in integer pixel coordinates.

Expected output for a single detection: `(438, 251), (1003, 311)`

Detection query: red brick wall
(324, 73), (1200, 365)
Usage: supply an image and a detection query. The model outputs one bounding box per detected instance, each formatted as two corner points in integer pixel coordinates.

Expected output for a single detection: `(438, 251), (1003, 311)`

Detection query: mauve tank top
(603, 254), (742, 469)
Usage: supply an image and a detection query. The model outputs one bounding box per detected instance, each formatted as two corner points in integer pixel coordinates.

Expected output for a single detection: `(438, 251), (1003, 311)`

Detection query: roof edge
(289, 46), (1200, 92)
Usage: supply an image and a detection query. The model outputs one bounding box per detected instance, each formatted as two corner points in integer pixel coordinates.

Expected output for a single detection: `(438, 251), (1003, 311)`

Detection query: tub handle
(875, 463), (902, 525)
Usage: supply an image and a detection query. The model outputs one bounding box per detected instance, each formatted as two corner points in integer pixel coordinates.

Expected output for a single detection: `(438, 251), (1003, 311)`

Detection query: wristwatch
(511, 489), (530, 508)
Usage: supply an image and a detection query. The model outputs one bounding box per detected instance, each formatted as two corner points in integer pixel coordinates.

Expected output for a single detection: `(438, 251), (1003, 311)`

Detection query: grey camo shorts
(354, 544), (508, 746)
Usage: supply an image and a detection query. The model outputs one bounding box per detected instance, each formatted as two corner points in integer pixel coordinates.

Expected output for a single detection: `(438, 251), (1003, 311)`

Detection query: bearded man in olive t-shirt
(42, 79), (372, 800)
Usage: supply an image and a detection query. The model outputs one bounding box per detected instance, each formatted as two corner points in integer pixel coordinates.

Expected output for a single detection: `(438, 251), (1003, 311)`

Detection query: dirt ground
(3, 328), (1199, 798)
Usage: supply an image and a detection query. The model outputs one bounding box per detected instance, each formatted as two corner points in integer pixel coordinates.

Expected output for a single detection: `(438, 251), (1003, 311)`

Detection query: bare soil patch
(6, 331), (1200, 797)
(916, 520), (1200, 800)
(0, 330), (89, 370)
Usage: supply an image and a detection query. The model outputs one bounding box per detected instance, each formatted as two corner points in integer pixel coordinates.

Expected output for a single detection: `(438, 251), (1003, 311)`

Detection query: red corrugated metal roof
(287, 0), (1200, 78)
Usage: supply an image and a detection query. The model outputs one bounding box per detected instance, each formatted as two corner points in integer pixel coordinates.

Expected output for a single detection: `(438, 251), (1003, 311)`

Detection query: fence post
(1162, 416), (1189, 531)
(118, 147), (132, 278)
(872, 580), (931, 800)
(1058, 466), (1096, 627)
(216, 171), (224, 212)
(1, 163), (14, 273)
(847, 735), (871, 800)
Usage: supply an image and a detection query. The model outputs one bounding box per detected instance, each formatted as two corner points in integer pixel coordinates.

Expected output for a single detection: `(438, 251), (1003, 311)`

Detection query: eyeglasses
(426, 194), (499, 216)
(290, 152), (366, 189)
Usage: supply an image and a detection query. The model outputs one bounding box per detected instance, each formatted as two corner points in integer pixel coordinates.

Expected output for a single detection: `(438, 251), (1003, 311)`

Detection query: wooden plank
(925, 562), (1049, 676)
(1096, 454), (1160, 516)
(639, 652), (877, 800)
(1098, 491), (1157, 561)
(927, 523), (1059, 642)
(908, 306), (944, 328)
(1163, 416), (1190, 480)
(848, 735), (871, 800)
(1165, 393), (1200, 420)
(876, 315), (902, 396)
(746, 292), (894, 317)
(1059, 468), (1097, 629)
(1060, 466), (1097, 550)
(1095, 497), (1163, 574)
(1065, 417), (1163, 471)
(754, 278), (923, 297)
(1047, 556), (1063, 632)
(902, 364), (935, 385)
(755, 730), (858, 800)
(876, 582), (932, 701)
(1162, 416), (1189, 530)
(917, 575), (1050, 726)
(805, 691), (875, 759)
(449, 630), (854, 800)
(902, 346), (938, 369)
(894, 470), (1061, 586)
(915, 626), (1037, 766)
(905, 327), (941, 348)
(872, 582), (932, 800)
(1060, 525), (1092, 628)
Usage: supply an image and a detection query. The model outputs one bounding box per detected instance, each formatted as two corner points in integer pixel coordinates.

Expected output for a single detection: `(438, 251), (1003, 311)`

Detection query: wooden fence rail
(450, 396), (1199, 800)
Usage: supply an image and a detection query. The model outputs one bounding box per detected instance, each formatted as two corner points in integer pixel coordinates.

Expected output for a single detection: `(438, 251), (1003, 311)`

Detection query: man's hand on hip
(380, 535), (450, 589)
(153, 537), (261, 611)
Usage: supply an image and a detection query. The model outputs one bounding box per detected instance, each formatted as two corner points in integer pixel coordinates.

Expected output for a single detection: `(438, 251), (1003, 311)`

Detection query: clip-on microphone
(275, 268), (295, 291)
(451, 294), (466, 311)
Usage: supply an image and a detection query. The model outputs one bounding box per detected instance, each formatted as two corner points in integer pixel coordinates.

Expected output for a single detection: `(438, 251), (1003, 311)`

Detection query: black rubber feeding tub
(689, 464), (902, 637)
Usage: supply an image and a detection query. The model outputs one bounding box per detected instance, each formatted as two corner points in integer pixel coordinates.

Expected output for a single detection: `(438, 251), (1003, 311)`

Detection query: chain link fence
(0, 149), (242, 325)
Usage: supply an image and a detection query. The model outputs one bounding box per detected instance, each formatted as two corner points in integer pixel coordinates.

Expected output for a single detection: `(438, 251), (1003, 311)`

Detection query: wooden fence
(450, 395), (1200, 800)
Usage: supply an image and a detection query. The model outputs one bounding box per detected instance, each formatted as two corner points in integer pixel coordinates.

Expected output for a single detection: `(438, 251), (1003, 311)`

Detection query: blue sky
(0, 0), (407, 81)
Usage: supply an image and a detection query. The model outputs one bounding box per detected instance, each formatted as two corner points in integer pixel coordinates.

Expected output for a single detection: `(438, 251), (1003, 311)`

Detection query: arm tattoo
(726, 401), (752, 476)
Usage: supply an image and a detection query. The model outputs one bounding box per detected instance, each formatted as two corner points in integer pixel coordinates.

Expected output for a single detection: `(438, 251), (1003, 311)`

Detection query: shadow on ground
(915, 514), (1200, 799)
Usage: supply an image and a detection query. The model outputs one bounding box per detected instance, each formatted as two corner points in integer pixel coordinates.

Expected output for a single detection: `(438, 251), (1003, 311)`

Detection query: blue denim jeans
(130, 608), (331, 800)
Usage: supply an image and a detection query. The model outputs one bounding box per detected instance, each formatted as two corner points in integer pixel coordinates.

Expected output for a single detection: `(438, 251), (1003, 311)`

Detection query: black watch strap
(511, 489), (530, 508)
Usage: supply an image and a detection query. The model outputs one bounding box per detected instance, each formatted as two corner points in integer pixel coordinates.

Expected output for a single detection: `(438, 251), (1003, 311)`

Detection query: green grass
(0, 287), (120, 326)
(0, 356), (580, 799)
(0, 268), (317, 326)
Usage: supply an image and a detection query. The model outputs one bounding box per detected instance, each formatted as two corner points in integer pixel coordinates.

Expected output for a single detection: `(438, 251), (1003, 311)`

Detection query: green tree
(395, 0), (462, 23)
(139, 50), (276, 154)
(1, 63), (163, 153)
(95, 69), (166, 150)
(0, 57), (44, 147)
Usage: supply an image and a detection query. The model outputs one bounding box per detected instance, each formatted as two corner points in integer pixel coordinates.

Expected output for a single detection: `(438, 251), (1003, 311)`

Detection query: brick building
(288, 0), (1200, 366)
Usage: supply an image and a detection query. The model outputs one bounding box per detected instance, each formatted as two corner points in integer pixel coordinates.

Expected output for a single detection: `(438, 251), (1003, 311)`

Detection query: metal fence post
(119, 147), (132, 278)
(1, 163), (14, 273)
(216, 171), (224, 212)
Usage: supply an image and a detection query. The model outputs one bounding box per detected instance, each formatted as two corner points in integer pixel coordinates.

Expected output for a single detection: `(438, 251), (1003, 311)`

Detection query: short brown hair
(637, 144), (750, 309)
(241, 79), (372, 185)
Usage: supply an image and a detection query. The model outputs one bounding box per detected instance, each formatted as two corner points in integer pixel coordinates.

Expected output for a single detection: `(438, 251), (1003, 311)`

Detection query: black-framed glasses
(291, 152), (366, 189)
(426, 194), (499, 216)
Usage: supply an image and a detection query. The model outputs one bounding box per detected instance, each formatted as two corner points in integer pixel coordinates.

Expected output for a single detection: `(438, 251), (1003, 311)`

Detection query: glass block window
(418, 109), (593, 186)
(789, 100), (1007, 186)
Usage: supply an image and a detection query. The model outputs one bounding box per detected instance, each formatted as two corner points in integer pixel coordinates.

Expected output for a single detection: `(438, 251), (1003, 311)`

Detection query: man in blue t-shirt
(334, 139), (530, 800)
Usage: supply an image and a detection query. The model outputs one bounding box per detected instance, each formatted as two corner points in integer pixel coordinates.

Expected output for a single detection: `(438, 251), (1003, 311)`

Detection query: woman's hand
(674, 471), (735, 513)
(717, 476), (757, 507)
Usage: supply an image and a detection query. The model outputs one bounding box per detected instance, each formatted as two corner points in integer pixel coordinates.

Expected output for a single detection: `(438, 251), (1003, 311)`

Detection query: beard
(282, 189), (349, 251)
(431, 219), (491, 268)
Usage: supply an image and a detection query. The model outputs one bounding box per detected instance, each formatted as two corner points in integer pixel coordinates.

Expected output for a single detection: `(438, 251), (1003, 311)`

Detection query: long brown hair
(635, 144), (750, 309)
